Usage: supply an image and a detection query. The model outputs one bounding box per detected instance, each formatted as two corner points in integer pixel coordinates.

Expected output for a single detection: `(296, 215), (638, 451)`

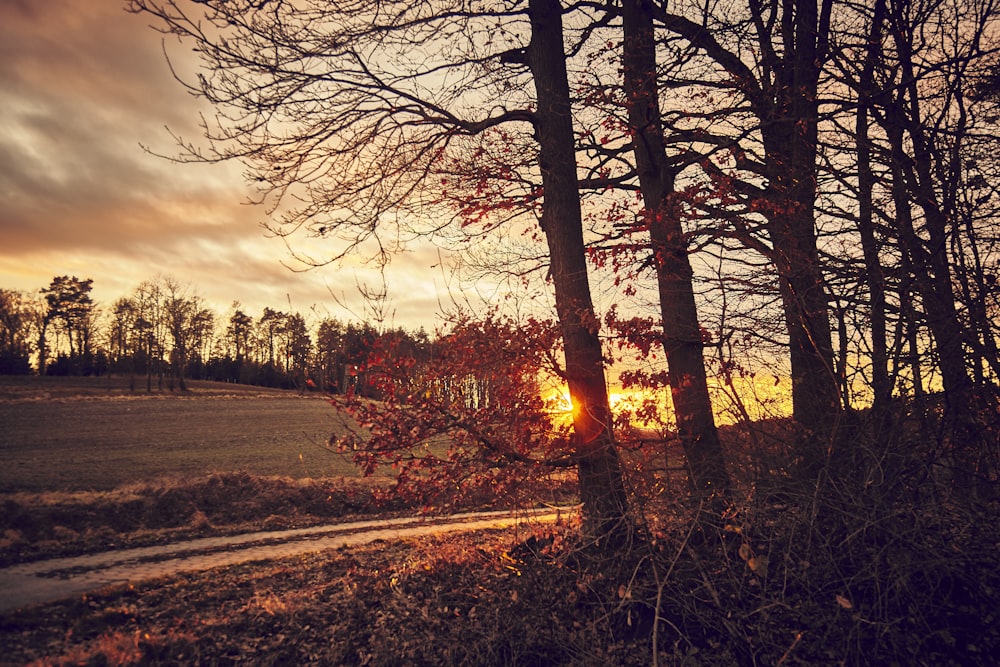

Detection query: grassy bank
(0, 472), (396, 566)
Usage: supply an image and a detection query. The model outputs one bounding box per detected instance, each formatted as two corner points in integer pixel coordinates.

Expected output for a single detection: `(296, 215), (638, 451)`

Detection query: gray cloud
(0, 0), (448, 328)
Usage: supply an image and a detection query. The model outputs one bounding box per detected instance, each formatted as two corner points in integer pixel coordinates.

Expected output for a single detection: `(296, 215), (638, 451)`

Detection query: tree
(336, 314), (575, 512)
(280, 312), (311, 387)
(619, 0), (844, 477)
(518, 0), (630, 536)
(130, 0), (632, 538)
(865, 0), (1000, 492)
(41, 275), (97, 374)
(0, 289), (36, 374)
(315, 318), (346, 392)
(162, 276), (209, 391)
(185, 306), (216, 380)
(341, 321), (380, 397)
(617, 0), (730, 497)
(131, 279), (170, 390)
(257, 308), (285, 371)
(850, 0), (892, 420)
(227, 306), (253, 368)
(107, 296), (142, 386)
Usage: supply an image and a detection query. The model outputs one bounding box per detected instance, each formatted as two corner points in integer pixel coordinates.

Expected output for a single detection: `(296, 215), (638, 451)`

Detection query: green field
(0, 376), (363, 492)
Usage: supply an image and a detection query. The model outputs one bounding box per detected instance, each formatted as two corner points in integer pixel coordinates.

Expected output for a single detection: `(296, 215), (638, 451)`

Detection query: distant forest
(0, 274), (434, 395)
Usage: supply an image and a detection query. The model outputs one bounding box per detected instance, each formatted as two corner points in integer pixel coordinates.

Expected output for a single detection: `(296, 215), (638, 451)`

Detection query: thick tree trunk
(758, 0), (842, 478)
(620, 0), (729, 498)
(525, 0), (630, 539)
(762, 178), (841, 476)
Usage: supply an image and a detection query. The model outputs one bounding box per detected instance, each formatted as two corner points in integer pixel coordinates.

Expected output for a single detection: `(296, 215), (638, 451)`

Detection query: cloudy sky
(0, 0), (453, 328)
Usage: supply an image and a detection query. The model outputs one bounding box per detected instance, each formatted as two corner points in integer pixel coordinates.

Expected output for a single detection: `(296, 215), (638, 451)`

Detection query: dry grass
(1, 525), (663, 667)
(0, 394), (362, 493)
(8, 490), (994, 667)
(0, 472), (403, 566)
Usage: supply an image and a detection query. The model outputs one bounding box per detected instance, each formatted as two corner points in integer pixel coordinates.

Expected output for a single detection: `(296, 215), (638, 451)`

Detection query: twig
(776, 631), (803, 666)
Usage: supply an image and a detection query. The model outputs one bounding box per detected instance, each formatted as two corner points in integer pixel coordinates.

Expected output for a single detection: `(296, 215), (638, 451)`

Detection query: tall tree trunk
(881, 41), (983, 495)
(620, 0), (729, 498)
(856, 0), (891, 417)
(525, 0), (630, 539)
(758, 0), (842, 477)
(884, 91), (973, 401)
(654, 0), (842, 477)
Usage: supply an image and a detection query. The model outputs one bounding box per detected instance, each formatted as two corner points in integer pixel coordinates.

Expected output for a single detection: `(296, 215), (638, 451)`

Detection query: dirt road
(0, 509), (568, 613)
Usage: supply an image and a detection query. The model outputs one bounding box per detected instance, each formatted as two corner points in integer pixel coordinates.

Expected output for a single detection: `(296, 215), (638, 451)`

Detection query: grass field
(0, 376), (364, 493)
(0, 376), (395, 567)
(0, 374), (297, 401)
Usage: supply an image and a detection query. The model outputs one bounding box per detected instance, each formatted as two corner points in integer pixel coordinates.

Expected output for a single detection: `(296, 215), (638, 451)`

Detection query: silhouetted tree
(41, 275), (96, 375)
(0, 289), (36, 374)
(130, 0), (631, 537)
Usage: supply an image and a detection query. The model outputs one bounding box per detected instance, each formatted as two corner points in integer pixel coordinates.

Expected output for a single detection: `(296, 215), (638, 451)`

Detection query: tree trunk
(855, 0), (891, 418)
(884, 95), (972, 401)
(762, 174), (841, 476)
(957, 211), (1000, 382)
(37, 319), (48, 376)
(620, 0), (729, 498)
(525, 0), (630, 540)
(881, 41), (983, 495)
(758, 0), (842, 478)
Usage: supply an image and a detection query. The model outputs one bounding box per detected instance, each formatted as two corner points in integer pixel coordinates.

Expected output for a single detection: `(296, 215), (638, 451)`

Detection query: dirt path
(0, 509), (569, 613)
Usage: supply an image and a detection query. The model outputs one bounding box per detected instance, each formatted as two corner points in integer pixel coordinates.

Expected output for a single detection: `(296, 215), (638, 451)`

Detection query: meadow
(0, 376), (359, 493)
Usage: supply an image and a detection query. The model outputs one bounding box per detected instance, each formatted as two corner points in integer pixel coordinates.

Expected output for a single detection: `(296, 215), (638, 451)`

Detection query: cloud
(0, 0), (451, 329)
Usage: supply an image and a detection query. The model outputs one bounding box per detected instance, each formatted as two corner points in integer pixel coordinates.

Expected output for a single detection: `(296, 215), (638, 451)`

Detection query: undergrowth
(2, 487), (997, 666)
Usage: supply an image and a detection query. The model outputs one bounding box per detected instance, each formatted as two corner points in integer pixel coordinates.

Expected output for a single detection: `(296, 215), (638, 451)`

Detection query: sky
(0, 0), (449, 329)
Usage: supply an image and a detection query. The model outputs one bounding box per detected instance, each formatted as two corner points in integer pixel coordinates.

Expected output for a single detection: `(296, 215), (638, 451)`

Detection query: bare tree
(618, 0), (730, 498)
(162, 276), (208, 391)
(129, 0), (631, 537)
(618, 0), (844, 478)
(0, 289), (38, 374)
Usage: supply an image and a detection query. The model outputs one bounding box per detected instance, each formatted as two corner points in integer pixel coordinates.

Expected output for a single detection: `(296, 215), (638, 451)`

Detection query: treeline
(0, 274), (434, 395)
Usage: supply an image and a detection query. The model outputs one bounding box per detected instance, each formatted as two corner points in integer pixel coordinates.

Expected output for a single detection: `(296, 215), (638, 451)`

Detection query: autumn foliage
(333, 315), (578, 512)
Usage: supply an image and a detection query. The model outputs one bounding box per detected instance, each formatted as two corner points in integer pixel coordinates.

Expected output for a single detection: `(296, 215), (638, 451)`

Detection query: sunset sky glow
(0, 0), (450, 328)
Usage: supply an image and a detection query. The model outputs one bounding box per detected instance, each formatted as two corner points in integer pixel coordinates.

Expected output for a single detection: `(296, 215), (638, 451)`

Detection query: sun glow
(543, 374), (795, 431)
(544, 386), (672, 429)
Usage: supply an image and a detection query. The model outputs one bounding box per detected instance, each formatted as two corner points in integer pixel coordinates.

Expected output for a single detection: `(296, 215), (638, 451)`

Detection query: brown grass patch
(0, 472), (396, 566)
